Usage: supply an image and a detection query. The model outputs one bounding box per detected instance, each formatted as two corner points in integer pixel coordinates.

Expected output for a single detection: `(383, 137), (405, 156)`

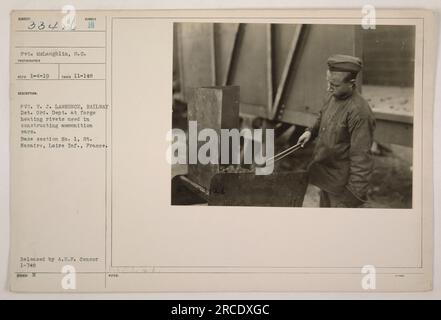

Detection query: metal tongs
(264, 142), (303, 166)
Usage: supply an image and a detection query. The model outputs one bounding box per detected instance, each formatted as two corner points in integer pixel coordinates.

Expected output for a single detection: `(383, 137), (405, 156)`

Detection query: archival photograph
(7, 9), (434, 294)
(170, 23), (415, 208)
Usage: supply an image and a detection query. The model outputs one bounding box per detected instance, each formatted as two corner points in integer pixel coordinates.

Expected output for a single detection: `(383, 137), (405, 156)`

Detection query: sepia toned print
(171, 23), (414, 208)
(8, 9), (434, 292)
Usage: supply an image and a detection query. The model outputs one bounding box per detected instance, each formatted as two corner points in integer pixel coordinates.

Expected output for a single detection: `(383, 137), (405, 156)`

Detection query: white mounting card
(9, 9), (436, 292)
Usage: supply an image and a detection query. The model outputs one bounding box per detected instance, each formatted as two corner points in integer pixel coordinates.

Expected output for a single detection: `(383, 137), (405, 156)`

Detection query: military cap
(327, 54), (363, 73)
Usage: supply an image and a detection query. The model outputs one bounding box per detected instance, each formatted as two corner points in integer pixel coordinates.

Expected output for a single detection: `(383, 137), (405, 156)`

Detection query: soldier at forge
(297, 54), (376, 207)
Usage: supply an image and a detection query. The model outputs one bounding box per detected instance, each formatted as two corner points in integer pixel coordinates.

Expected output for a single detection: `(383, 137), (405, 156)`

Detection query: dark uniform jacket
(307, 90), (376, 202)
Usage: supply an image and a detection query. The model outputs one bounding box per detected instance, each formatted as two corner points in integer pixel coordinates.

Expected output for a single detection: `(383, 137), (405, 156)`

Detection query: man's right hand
(297, 131), (312, 147)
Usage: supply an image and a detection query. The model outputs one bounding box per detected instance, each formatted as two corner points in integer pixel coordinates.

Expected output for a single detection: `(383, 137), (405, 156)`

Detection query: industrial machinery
(171, 86), (308, 206)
